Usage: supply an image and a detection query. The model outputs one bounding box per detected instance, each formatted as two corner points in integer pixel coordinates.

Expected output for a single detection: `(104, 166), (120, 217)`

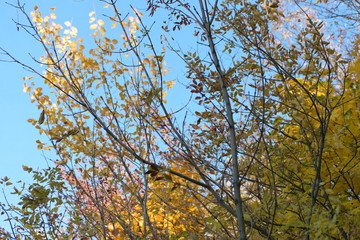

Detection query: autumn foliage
(1, 0), (359, 239)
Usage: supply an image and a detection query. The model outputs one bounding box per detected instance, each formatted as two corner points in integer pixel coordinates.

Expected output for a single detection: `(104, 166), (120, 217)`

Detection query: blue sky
(0, 0), (191, 204)
(0, 0), (105, 186)
(0, 0), (146, 231)
(0, 0), (158, 181)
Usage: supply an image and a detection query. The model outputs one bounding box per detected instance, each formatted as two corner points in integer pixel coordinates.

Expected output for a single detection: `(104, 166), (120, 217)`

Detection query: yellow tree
(146, 0), (360, 238)
(0, 0), (359, 239)
(2, 1), (240, 239)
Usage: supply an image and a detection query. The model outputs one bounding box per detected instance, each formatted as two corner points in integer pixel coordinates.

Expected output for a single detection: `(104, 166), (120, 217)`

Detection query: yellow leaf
(23, 86), (31, 93)
(90, 24), (97, 30)
(23, 76), (34, 81)
(55, 160), (68, 165)
(144, 88), (162, 104)
(97, 19), (105, 26)
(99, 26), (106, 34)
(89, 17), (96, 23)
(134, 9), (143, 17)
(50, 136), (63, 142)
(66, 129), (79, 136)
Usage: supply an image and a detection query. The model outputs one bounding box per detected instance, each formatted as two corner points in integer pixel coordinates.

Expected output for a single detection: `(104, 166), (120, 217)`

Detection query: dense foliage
(1, 0), (359, 239)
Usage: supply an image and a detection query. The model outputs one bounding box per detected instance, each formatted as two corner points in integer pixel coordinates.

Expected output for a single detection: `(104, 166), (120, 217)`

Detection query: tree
(1, 0), (359, 239)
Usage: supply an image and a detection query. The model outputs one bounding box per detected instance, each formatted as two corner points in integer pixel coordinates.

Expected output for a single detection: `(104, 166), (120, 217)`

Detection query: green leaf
(38, 110), (45, 124)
